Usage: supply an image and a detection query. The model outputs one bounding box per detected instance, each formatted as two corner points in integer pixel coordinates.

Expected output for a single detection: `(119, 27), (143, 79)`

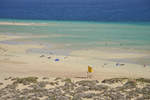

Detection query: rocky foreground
(0, 77), (150, 100)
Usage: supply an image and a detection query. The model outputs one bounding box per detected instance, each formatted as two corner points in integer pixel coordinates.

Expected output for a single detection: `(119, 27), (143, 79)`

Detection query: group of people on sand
(40, 54), (60, 62)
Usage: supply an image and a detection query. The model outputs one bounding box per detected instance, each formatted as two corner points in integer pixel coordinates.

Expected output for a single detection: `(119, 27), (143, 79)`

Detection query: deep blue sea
(0, 0), (150, 52)
(0, 0), (150, 22)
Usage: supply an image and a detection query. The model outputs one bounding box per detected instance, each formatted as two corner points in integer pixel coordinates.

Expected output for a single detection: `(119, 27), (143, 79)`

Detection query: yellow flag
(88, 66), (93, 73)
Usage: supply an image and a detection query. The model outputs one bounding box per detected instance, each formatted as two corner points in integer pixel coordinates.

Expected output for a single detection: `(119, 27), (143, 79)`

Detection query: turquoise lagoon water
(0, 19), (150, 51)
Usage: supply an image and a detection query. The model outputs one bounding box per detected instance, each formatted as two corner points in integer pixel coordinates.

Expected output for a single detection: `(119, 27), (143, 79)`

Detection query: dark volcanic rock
(126, 90), (139, 98)
(12, 77), (38, 85)
(136, 78), (150, 83)
(141, 85), (150, 94)
(72, 93), (83, 100)
(1, 77), (150, 100)
(93, 96), (111, 100)
(74, 86), (89, 93)
(45, 96), (56, 100)
(4, 77), (12, 80)
(5, 84), (18, 89)
(53, 88), (63, 96)
(123, 80), (136, 89)
(56, 96), (70, 100)
(136, 97), (145, 100)
(42, 77), (49, 80)
(73, 92), (96, 99)
(90, 85), (109, 91)
(102, 78), (128, 84)
(0, 82), (3, 85)
(37, 81), (49, 88)
(82, 93), (96, 98)
(76, 80), (99, 86)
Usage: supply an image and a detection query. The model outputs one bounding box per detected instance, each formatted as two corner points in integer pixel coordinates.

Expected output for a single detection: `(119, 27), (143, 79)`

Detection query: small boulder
(123, 80), (136, 89)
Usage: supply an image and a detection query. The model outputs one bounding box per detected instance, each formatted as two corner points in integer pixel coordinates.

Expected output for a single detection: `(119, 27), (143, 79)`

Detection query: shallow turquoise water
(0, 19), (150, 50)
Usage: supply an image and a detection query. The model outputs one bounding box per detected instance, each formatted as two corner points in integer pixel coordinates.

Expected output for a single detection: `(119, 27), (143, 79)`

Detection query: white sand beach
(0, 34), (150, 82)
